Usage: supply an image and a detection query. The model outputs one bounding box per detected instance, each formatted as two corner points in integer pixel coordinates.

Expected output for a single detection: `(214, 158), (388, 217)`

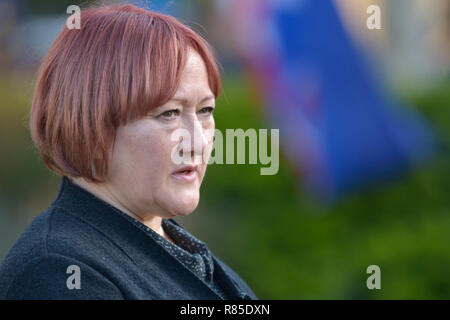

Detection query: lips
(171, 165), (198, 182)
(172, 165), (198, 175)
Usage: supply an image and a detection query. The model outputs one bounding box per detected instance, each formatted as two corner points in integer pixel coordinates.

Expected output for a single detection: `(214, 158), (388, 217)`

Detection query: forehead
(183, 49), (208, 76)
(174, 49), (212, 97)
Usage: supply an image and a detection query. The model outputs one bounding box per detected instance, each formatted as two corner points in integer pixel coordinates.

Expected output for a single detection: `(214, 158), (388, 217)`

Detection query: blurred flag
(217, 0), (437, 201)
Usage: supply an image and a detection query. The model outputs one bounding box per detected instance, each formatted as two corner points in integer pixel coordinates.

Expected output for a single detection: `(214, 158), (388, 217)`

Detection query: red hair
(29, 4), (221, 183)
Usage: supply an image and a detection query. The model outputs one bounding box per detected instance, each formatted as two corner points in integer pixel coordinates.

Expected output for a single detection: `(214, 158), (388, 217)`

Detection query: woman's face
(105, 48), (216, 220)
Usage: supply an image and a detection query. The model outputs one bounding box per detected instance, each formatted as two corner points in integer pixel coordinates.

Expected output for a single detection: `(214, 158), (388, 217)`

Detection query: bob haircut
(29, 4), (221, 183)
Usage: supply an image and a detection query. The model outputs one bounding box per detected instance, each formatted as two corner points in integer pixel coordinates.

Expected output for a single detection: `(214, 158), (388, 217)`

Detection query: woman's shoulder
(4, 204), (132, 261)
(2, 205), (87, 258)
(0, 205), (105, 280)
(1, 206), (56, 265)
(0, 206), (59, 298)
(0, 206), (125, 299)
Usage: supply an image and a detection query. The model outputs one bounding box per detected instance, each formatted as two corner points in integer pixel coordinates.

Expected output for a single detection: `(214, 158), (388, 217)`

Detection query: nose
(179, 115), (208, 164)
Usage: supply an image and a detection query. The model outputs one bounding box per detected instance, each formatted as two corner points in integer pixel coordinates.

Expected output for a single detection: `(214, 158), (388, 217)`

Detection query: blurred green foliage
(0, 72), (449, 299)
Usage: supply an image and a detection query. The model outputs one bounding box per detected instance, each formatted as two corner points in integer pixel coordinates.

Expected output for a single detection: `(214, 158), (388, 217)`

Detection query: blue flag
(220, 0), (436, 200)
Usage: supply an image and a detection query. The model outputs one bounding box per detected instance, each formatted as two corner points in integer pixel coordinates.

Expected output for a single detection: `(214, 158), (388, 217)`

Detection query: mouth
(171, 165), (198, 182)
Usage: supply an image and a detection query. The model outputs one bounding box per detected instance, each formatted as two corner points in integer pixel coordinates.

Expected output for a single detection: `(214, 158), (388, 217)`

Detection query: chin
(175, 199), (199, 216)
(168, 192), (200, 217)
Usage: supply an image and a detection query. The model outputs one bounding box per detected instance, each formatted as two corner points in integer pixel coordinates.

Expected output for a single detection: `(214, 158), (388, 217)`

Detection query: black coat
(0, 177), (258, 300)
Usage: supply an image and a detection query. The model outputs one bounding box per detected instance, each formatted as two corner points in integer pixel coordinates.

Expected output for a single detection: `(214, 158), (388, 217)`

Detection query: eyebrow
(171, 94), (215, 105)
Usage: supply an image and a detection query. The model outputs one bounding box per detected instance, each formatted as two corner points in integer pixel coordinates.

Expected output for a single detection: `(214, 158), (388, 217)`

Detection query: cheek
(136, 134), (174, 174)
(115, 127), (172, 178)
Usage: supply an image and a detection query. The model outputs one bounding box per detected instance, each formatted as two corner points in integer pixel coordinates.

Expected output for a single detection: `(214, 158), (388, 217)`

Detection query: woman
(0, 4), (257, 300)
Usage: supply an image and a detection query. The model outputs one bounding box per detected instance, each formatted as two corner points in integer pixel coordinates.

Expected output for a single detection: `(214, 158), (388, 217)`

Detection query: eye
(159, 109), (180, 119)
(198, 107), (215, 115)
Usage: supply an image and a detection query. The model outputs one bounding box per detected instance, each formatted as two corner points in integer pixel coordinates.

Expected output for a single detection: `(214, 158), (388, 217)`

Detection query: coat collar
(51, 176), (250, 299)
